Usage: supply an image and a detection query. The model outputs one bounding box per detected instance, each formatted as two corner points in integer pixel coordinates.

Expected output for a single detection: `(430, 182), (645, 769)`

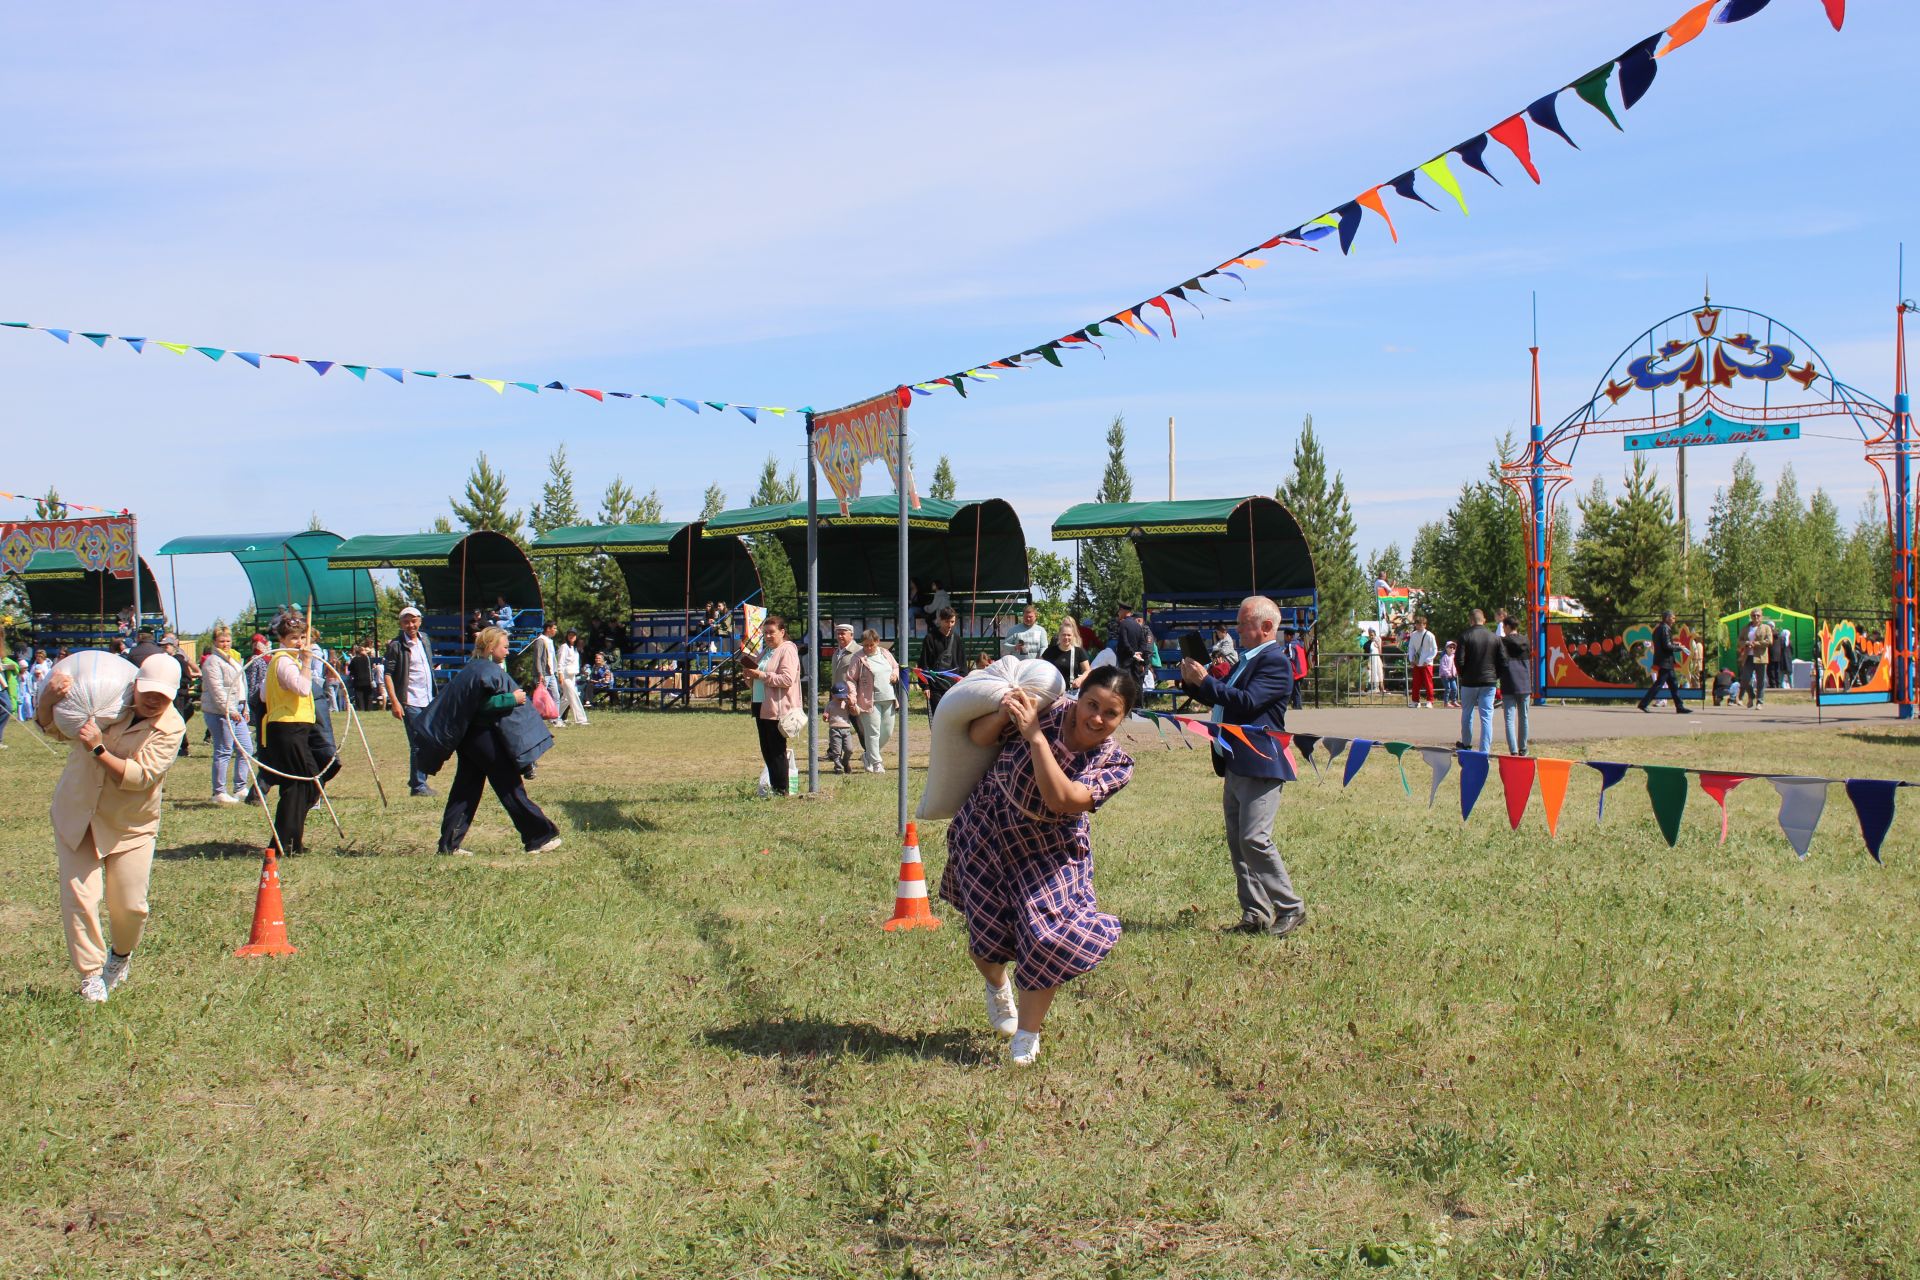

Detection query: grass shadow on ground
(1842, 730), (1920, 751)
(556, 799), (660, 833)
(154, 840), (268, 861)
(704, 1018), (988, 1065)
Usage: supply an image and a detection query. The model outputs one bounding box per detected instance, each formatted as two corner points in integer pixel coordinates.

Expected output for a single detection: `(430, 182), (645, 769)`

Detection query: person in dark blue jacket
(416, 626), (559, 857)
(1178, 595), (1306, 938)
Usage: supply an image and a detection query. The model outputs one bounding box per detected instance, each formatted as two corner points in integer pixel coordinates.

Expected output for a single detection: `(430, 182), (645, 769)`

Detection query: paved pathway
(1265, 696), (1906, 745)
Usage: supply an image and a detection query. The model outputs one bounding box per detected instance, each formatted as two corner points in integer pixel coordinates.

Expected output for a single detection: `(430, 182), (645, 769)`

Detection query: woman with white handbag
(740, 615), (801, 798)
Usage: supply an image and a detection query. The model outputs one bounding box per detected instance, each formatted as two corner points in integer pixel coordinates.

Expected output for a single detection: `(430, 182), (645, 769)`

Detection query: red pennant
(1146, 296), (1177, 337)
(575, 388), (605, 402)
(269, 354), (301, 363)
(1497, 755), (1537, 830)
(1487, 115), (1540, 184)
(1355, 187), (1398, 243)
(1698, 772), (1751, 843)
(1824, 0), (1843, 29)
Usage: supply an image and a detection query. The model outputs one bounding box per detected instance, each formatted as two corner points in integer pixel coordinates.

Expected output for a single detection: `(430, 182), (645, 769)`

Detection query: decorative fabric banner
(1458, 751), (1490, 821)
(810, 389), (917, 516)
(1589, 761), (1631, 821)
(1535, 757), (1572, 836)
(1342, 739), (1374, 788)
(1498, 755), (1538, 830)
(1644, 765), (1689, 847)
(894, 0), (1838, 400)
(1321, 737), (1351, 767)
(1844, 778), (1898, 864)
(1697, 771), (1751, 843)
(1384, 741), (1412, 794)
(1420, 747), (1454, 808)
(1275, 733), (1302, 781)
(1768, 776), (1828, 859)
(1, 320), (797, 420)
(1293, 732), (1321, 777)
(0, 514), (137, 577)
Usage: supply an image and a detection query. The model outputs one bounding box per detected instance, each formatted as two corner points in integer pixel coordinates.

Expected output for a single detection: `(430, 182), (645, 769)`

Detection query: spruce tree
(929, 456), (958, 501)
(1079, 415), (1143, 634)
(530, 446), (592, 632)
(749, 455), (801, 619)
(33, 486), (66, 520)
(1414, 439), (1528, 642)
(1278, 414), (1365, 647)
(450, 452), (522, 539)
(633, 489), (665, 523)
(700, 483), (727, 520)
(1565, 457), (1681, 624)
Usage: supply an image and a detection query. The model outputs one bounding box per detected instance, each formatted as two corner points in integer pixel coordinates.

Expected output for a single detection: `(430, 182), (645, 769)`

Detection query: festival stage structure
(1050, 496), (1320, 659)
(327, 530), (543, 666)
(529, 521), (761, 706)
(154, 531), (376, 648)
(1505, 296), (1917, 714)
(8, 548), (164, 649)
(703, 495), (1032, 662)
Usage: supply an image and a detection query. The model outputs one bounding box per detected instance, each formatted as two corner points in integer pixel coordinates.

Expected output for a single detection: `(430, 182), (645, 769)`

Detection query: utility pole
(1167, 416), (1176, 500)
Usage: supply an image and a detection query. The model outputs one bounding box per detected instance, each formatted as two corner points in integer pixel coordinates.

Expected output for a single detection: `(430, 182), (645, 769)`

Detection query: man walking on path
(1178, 595), (1305, 939)
(1405, 615), (1438, 708)
(382, 607), (437, 796)
(1740, 608), (1774, 708)
(1638, 610), (1693, 715)
(533, 620), (562, 727)
(1454, 609), (1500, 751)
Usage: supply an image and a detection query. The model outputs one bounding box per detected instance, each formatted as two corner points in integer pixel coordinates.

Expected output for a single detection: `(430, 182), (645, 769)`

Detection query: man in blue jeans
(1454, 608), (1500, 752)
(382, 606), (437, 796)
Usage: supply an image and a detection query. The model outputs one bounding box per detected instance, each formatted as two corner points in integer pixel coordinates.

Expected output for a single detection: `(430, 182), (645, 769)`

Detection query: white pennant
(1419, 747), (1454, 808)
(1768, 776), (1829, 860)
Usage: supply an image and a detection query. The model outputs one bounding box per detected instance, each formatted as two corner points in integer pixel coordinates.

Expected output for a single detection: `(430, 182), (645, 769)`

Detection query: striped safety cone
(881, 822), (941, 932)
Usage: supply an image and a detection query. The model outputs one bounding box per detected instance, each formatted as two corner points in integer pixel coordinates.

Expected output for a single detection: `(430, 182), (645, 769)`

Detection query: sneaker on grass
(1009, 1029), (1041, 1066)
(984, 979), (1018, 1037)
(102, 951), (132, 993)
(79, 974), (108, 1004)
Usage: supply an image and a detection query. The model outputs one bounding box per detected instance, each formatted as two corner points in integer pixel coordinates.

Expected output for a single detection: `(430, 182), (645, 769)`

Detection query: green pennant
(193, 346), (226, 362)
(2, 321), (30, 328)
(1384, 741), (1412, 794)
(951, 375), (968, 398)
(412, 370), (440, 377)
(704, 401), (726, 413)
(647, 395), (667, 407)
(342, 364), (369, 380)
(1038, 344), (1063, 367)
(1572, 64), (1623, 130)
(512, 381), (540, 393)
(1643, 765), (1688, 847)
(1086, 322), (1104, 338)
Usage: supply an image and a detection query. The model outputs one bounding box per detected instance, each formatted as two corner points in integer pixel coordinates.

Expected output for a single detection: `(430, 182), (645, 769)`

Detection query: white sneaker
(984, 979), (1018, 1037)
(215, 793), (243, 805)
(79, 974), (108, 1003)
(529, 837), (562, 854)
(1009, 1029), (1040, 1066)
(102, 951), (132, 993)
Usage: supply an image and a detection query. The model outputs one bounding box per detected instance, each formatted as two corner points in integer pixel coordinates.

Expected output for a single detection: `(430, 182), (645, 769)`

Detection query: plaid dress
(939, 699), (1133, 990)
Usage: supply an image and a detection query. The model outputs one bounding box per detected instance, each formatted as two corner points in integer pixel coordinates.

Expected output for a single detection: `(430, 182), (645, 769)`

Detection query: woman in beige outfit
(36, 655), (187, 1003)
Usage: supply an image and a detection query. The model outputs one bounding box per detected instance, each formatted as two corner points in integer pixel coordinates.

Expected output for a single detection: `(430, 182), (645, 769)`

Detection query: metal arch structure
(1502, 297), (1916, 716)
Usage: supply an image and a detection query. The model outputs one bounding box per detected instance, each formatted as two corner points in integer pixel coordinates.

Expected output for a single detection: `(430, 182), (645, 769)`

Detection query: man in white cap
(382, 606), (437, 796)
(34, 654), (187, 1003)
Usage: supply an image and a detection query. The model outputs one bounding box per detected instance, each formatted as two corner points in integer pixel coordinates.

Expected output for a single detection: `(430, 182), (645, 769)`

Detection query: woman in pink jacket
(849, 628), (902, 774)
(742, 614), (800, 797)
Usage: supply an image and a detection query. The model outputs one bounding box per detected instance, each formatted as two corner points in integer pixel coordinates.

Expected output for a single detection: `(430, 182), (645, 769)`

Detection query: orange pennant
(1657, 0), (1716, 56)
(1355, 187), (1398, 243)
(1535, 758), (1571, 836)
(1221, 723), (1271, 759)
(1113, 311), (1153, 337)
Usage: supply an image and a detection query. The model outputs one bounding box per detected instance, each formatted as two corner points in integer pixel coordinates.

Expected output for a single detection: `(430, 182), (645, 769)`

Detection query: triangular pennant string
(1644, 765), (1689, 848)
(1333, 201), (1365, 255)
(1768, 776), (1828, 859)
(1420, 747), (1454, 808)
(1418, 156), (1470, 215)
(1221, 723), (1271, 759)
(1458, 751), (1490, 821)
(1658, 0), (1717, 55)
(342, 364), (369, 380)
(1616, 34), (1664, 109)
(1717, 0), (1773, 22)
(1146, 296), (1176, 337)
(1487, 115), (1540, 183)
(1527, 92), (1578, 148)
(1355, 187), (1398, 241)
(1498, 755), (1537, 830)
(1293, 733), (1321, 778)
(1384, 741), (1411, 794)
(45, 328), (72, 343)
(1453, 134), (1502, 185)
(1697, 772), (1750, 843)
(1588, 761), (1630, 821)
(1843, 779), (1897, 863)
(1572, 64), (1624, 130)
(1321, 737), (1350, 767)
(1342, 739), (1374, 788)
(307, 360), (333, 376)
(378, 367), (404, 382)
(80, 333), (110, 346)
(1387, 170), (1438, 210)
(193, 346), (226, 362)
(1535, 759), (1571, 836)
(235, 352), (264, 368)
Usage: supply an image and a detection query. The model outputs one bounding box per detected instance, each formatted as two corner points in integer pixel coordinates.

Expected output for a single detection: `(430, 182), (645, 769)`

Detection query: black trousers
(1639, 665), (1685, 710)
(438, 727), (557, 853)
(263, 721), (338, 854)
(756, 714), (789, 795)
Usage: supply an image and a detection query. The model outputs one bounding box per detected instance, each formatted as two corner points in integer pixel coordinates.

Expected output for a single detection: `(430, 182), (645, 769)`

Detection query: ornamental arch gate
(1501, 296), (1917, 715)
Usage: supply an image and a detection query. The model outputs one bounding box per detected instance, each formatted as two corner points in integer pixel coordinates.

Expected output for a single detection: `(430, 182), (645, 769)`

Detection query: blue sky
(2, 1), (1911, 626)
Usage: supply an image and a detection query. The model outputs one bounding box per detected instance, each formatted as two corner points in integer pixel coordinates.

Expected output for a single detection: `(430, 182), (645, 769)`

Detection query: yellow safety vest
(264, 652), (316, 728)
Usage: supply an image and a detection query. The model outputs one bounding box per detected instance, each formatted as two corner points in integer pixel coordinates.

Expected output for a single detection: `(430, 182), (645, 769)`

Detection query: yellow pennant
(154, 341), (191, 355)
(478, 378), (507, 394)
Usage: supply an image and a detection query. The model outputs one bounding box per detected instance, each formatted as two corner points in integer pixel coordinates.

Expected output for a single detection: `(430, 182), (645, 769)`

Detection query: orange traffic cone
(235, 849), (297, 957)
(882, 822), (941, 932)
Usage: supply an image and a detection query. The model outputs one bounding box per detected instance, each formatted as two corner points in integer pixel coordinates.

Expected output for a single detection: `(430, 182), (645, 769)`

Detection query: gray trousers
(1223, 773), (1301, 926)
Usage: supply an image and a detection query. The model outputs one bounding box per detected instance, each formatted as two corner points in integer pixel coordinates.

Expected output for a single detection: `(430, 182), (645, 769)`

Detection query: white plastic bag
(47, 650), (140, 738)
(915, 656), (1066, 821)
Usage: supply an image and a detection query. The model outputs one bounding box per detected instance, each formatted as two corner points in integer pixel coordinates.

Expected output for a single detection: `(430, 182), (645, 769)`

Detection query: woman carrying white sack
(35, 654), (187, 1004)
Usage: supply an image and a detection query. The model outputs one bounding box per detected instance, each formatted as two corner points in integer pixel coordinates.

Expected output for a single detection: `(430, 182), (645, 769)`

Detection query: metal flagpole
(804, 413), (821, 793)
(896, 390), (910, 836)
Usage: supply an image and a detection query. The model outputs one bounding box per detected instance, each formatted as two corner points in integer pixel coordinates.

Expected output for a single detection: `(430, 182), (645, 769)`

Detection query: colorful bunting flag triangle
(1588, 761), (1630, 821)
(1342, 739), (1373, 788)
(1697, 772), (1750, 843)
(1644, 765), (1688, 847)
(1843, 778), (1897, 863)
(1498, 755), (1536, 830)
(1536, 758), (1571, 836)
(1767, 776), (1827, 860)
(1458, 751), (1490, 821)
(1419, 747), (1453, 808)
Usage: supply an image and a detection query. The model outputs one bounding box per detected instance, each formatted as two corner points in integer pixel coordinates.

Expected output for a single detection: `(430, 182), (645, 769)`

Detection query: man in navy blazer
(1179, 595), (1306, 938)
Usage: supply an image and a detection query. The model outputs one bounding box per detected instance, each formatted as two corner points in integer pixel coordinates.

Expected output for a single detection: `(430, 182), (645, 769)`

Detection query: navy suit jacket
(1184, 642), (1293, 779)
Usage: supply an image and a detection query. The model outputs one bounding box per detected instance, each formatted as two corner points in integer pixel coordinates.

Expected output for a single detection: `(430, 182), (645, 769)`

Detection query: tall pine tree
(700, 483), (727, 520)
(749, 455), (801, 619)
(1278, 414), (1365, 647)
(1565, 457), (1683, 624)
(929, 456), (958, 501)
(529, 446), (591, 632)
(1077, 415), (1143, 633)
(450, 452), (522, 540)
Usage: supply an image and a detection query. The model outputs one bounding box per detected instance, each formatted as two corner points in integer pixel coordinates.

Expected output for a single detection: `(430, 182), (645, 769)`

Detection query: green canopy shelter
(529, 522), (759, 611)
(1050, 496), (1317, 605)
(328, 531), (542, 646)
(12, 548), (163, 620)
(703, 496), (1029, 602)
(154, 530), (375, 644)
(1715, 604), (1817, 673)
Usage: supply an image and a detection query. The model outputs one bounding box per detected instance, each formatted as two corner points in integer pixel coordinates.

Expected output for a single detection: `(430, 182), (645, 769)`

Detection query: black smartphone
(1180, 631), (1210, 664)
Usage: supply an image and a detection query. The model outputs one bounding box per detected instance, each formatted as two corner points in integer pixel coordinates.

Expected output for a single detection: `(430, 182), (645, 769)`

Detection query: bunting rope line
(0, 489), (129, 516)
(900, 0), (1847, 401)
(0, 322), (805, 423)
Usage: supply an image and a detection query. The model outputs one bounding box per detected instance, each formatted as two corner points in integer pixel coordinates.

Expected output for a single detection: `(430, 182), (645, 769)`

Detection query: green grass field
(2, 706), (1917, 1278)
